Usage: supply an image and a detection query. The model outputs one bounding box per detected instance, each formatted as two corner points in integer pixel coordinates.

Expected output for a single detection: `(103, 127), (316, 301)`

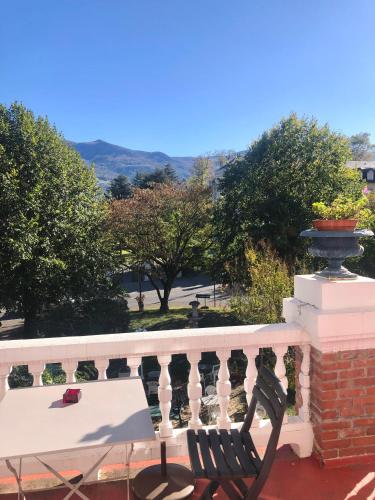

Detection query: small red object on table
(63, 388), (81, 404)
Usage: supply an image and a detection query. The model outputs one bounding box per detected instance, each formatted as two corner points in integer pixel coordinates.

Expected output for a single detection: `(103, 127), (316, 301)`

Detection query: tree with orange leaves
(109, 183), (212, 312)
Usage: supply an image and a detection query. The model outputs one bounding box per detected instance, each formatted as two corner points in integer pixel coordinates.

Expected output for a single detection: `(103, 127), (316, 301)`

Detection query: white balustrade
(127, 357), (141, 378)
(158, 355), (173, 438)
(0, 322), (313, 475)
(62, 360), (77, 383)
(187, 351), (202, 429)
(243, 347), (260, 428)
(274, 346), (288, 392)
(216, 349), (231, 430)
(0, 364), (11, 401)
(95, 358), (108, 380)
(274, 345), (288, 423)
(28, 362), (45, 386)
(299, 344), (311, 422)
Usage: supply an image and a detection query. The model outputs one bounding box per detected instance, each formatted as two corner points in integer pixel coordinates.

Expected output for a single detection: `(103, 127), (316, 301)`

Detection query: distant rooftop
(347, 160), (375, 170)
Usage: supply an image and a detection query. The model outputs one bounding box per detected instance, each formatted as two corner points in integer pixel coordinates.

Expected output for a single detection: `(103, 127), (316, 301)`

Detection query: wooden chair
(187, 366), (287, 499)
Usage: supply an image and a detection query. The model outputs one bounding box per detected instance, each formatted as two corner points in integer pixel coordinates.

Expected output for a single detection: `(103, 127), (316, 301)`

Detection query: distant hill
(69, 138), (375, 189)
(68, 139), (196, 187)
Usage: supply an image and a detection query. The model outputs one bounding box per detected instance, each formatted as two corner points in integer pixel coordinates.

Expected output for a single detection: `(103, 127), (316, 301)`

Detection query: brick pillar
(310, 346), (375, 464)
(284, 274), (375, 466)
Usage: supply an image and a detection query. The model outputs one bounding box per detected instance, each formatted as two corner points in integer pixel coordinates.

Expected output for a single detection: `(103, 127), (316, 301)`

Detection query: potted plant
(312, 195), (370, 231)
(300, 195), (373, 280)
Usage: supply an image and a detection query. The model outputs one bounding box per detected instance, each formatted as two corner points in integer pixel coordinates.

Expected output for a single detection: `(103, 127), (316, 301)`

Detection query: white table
(0, 377), (155, 499)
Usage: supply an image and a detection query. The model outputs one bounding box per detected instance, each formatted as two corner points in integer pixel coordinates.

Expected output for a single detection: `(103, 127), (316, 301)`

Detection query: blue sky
(1, 0), (374, 156)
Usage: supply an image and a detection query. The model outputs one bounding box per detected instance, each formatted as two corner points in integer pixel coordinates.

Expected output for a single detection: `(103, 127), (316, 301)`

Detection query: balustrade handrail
(0, 322), (308, 364)
(0, 320), (313, 456)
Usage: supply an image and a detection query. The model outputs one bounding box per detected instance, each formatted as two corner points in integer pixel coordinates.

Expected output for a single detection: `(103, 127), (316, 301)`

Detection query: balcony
(1, 274), (375, 499)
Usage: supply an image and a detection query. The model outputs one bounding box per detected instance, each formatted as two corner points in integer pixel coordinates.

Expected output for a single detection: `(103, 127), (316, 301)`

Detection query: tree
(163, 163), (178, 182)
(347, 189), (375, 278)
(215, 114), (363, 281)
(108, 175), (132, 200)
(0, 103), (117, 337)
(133, 164), (178, 189)
(350, 132), (374, 161)
(191, 156), (215, 187)
(110, 183), (212, 312)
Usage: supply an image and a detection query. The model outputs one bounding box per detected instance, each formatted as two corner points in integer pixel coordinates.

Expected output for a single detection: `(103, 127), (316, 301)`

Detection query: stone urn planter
(188, 300), (201, 328)
(300, 228), (373, 280)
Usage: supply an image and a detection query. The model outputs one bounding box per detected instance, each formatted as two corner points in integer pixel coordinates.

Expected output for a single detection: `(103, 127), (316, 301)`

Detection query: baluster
(187, 351), (202, 430)
(243, 347), (260, 428)
(299, 344), (311, 422)
(216, 349), (231, 430)
(29, 362), (45, 386)
(274, 345), (288, 423)
(62, 360), (78, 383)
(0, 364), (11, 401)
(158, 355), (173, 438)
(95, 358), (108, 380)
(127, 357), (141, 378)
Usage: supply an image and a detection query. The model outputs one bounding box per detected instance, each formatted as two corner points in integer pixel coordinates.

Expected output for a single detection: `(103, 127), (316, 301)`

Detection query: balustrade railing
(0, 322), (314, 472)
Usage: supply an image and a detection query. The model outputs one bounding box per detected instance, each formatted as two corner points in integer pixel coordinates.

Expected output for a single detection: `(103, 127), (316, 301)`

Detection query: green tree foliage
(350, 132), (374, 161)
(230, 245), (293, 324)
(0, 103), (118, 337)
(215, 114), (363, 280)
(110, 183), (212, 312)
(347, 190), (375, 278)
(133, 164), (178, 189)
(108, 174), (132, 200)
(191, 156), (215, 187)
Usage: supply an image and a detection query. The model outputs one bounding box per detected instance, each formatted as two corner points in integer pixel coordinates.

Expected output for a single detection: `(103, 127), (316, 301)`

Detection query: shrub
(34, 295), (130, 337)
(230, 244), (293, 324)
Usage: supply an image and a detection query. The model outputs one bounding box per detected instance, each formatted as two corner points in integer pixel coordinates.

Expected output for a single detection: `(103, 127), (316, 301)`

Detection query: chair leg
(200, 480), (220, 499)
(245, 473), (268, 500)
(234, 478), (249, 497)
(220, 480), (243, 500)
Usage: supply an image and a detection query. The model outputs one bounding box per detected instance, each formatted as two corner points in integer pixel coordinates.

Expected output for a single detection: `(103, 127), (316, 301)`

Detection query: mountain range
(68, 139), (197, 187)
(69, 139), (375, 190)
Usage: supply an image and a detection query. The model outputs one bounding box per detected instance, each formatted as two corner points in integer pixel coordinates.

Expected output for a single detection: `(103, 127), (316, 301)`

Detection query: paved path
(125, 275), (229, 311)
(0, 310), (24, 340)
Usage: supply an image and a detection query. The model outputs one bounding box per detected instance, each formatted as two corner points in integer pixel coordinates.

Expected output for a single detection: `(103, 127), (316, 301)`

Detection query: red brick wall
(310, 346), (375, 465)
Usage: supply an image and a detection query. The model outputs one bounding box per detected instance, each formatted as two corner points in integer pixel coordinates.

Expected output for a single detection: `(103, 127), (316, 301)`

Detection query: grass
(128, 306), (244, 332)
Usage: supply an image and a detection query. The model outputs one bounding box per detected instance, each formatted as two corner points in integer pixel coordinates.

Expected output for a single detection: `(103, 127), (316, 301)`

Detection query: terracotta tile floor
(1, 446), (375, 499)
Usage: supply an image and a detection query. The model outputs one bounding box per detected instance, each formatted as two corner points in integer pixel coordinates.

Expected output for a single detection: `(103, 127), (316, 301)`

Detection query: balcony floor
(1, 446), (375, 499)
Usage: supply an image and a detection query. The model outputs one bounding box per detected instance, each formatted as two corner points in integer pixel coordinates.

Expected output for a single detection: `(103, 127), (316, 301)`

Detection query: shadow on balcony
(1, 446), (374, 499)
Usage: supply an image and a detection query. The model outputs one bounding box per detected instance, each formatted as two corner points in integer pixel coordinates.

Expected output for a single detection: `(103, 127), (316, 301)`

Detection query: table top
(0, 377), (155, 460)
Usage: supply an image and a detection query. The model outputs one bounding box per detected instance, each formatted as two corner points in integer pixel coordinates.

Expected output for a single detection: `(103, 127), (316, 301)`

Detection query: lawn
(128, 307), (244, 332)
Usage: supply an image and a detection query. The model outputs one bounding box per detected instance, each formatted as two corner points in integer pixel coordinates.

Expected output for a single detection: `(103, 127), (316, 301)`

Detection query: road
(125, 274), (229, 310)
